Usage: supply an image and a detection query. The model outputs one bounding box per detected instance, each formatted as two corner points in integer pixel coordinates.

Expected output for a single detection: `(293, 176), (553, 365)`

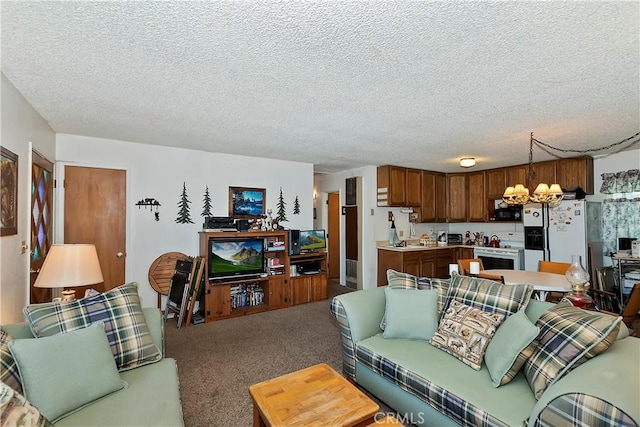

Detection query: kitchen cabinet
(377, 165), (421, 207)
(530, 161), (557, 192)
(557, 156), (594, 194)
(467, 171), (486, 222)
(447, 174), (467, 222)
(377, 165), (406, 206)
(419, 171), (447, 223)
(486, 168), (507, 198)
(506, 164), (529, 188)
(435, 248), (455, 278)
(377, 248), (446, 285)
(406, 168), (422, 207)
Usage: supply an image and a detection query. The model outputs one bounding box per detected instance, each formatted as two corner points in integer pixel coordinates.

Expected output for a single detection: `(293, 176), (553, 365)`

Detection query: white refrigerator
(547, 200), (602, 267)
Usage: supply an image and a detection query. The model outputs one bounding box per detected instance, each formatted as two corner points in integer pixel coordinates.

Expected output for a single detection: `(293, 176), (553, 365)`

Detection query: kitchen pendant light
(503, 133), (563, 206)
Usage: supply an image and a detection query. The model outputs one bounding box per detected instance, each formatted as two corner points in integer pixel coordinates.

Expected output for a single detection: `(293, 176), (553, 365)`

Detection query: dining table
(483, 269), (573, 301)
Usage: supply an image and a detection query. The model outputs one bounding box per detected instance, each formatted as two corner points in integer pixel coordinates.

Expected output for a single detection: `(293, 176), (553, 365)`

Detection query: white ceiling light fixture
(459, 158), (476, 168)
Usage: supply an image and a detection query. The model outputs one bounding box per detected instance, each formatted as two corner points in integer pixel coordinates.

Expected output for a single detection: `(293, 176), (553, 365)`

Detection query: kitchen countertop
(377, 243), (477, 252)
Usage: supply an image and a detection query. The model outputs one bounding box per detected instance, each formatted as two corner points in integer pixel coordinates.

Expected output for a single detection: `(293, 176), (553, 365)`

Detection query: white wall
(588, 148), (640, 203)
(0, 74), (56, 323)
(56, 134), (314, 308)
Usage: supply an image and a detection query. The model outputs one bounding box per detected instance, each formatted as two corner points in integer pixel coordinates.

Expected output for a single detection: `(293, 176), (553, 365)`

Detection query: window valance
(600, 169), (640, 194)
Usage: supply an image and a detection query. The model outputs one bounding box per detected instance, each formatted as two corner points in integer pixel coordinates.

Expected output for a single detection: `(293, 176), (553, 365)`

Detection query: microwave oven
(493, 206), (522, 221)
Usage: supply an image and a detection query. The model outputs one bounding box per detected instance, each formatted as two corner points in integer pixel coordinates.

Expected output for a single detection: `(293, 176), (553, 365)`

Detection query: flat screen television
(208, 238), (265, 281)
(299, 229), (327, 253)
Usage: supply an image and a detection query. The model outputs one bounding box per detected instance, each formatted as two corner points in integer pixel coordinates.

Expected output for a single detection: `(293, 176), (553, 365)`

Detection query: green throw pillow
(8, 323), (126, 422)
(23, 282), (161, 371)
(484, 309), (539, 387)
(383, 288), (439, 341)
(523, 301), (621, 399)
(380, 270), (420, 330)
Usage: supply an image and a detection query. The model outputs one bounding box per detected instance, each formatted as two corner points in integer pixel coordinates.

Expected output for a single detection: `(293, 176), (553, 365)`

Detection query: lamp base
(563, 291), (593, 309)
(61, 289), (76, 301)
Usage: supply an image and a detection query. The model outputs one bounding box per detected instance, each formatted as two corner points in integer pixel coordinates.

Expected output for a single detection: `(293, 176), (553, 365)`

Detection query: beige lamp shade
(34, 244), (104, 288)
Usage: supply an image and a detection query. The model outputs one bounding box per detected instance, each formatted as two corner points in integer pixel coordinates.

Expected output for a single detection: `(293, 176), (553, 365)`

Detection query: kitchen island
(377, 244), (477, 285)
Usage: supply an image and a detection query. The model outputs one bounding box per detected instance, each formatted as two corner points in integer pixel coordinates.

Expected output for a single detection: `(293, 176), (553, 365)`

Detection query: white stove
(473, 232), (525, 270)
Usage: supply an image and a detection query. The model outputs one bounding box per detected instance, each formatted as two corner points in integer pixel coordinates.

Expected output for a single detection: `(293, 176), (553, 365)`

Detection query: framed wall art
(229, 187), (266, 219)
(1, 146), (18, 236)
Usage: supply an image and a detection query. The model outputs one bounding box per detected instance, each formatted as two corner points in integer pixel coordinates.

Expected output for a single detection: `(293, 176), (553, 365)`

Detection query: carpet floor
(164, 280), (375, 426)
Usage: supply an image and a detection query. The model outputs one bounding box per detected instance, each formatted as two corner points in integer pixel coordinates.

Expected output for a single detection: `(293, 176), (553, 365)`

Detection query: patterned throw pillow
(380, 270), (420, 330)
(430, 300), (506, 370)
(23, 282), (161, 371)
(524, 301), (621, 399)
(0, 329), (22, 393)
(442, 274), (534, 321)
(0, 381), (53, 427)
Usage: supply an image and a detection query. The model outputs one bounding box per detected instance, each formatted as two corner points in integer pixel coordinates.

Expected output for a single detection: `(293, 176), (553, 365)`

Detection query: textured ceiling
(1, 1), (639, 173)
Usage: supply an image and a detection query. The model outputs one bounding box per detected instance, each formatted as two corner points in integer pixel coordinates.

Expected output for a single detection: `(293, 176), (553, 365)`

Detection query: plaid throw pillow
(524, 301), (621, 399)
(429, 300), (506, 370)
(417, 277), (451, 314)
(443, 274), (534, 321)
(23, 282), (161, 371)
(0, 329), (22, 393)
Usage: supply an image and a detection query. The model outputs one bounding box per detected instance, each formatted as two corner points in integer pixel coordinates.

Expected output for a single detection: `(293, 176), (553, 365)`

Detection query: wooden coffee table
(249, 363), (379, 426)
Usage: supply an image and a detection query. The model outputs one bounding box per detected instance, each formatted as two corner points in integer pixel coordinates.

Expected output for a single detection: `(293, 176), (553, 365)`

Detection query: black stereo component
(289, 229), (300, 255)
(297, 262), (321, 275)
(236, 219), (250, 231)
(203, 216), (235, 230)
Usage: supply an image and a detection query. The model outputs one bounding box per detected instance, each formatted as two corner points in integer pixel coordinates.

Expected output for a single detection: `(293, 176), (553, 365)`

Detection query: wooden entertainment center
(198, 231), (328, 323)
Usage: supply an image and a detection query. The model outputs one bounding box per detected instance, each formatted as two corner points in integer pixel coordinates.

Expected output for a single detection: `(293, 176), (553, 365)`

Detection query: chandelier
(503, 133), (564, 205)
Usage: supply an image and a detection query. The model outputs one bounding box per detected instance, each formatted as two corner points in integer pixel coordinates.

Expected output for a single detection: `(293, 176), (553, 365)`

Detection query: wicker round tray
(148, 252), (189, 307)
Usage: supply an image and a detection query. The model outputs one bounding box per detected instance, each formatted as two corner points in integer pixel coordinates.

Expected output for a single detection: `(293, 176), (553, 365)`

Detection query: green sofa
(2, 308), (184, 426)
(331, 286), (640, 427)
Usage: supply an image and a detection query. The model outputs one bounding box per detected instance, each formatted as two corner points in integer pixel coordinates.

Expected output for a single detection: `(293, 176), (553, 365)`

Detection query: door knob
(116, 252), (125, 259)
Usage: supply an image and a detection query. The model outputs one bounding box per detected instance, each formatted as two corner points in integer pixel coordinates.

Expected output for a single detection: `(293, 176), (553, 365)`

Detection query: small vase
(564, 255), (593, 308)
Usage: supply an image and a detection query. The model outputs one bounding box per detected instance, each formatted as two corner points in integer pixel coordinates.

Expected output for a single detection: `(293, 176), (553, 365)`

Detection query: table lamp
(563, 254), (593, 308)
(34, 244), (104, 301)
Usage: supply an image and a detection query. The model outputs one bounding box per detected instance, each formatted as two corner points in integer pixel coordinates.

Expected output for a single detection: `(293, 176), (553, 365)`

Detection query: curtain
(600, 169), (640, 254)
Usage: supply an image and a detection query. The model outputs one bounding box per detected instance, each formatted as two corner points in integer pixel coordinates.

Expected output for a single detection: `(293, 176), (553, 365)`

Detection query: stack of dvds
(230, 282), (265, 309)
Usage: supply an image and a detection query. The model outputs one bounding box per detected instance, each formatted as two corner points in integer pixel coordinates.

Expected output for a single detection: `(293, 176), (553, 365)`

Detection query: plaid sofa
(330, 286), (639, 427)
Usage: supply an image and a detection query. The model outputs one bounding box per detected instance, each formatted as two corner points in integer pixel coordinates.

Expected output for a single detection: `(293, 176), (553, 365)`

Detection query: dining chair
(477, 271), (505, 283)
(538, 261), (572, 275)
(458, 258), (484, 276)
(591, 282), (640, 334)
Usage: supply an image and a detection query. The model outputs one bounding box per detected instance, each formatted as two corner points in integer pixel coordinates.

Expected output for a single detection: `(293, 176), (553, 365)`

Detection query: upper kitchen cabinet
(406, 168), (422, 206)
(377, 165), (405, 206)
(530, 161), (557, 193)
(557, 156), (594, 194)
(419, 171), (447, 223)
(467, 171), (486, 222)
(506, 164), (529, 188)
(485, 168), (507, 199)
(447, 173), (467, 222)
(377, 165), (421, 207)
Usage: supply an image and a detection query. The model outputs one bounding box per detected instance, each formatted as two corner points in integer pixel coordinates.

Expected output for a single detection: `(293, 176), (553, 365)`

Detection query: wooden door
(388, 166), (406, 206)
(557, 157), (594, 194)
(531, 161), (557, 192)
(419, 252), (436, 277)
(402, 253), (420, 277)
(328, 192), (340, 279)
(507, 165), (528, 188)
(64, 166), (126, 294)
(30, 151), (54, 303)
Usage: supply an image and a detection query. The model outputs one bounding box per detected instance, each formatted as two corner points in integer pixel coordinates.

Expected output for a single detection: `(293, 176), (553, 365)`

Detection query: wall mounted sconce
(459, 157), (476, 168)
(136, 198), (161, 221)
